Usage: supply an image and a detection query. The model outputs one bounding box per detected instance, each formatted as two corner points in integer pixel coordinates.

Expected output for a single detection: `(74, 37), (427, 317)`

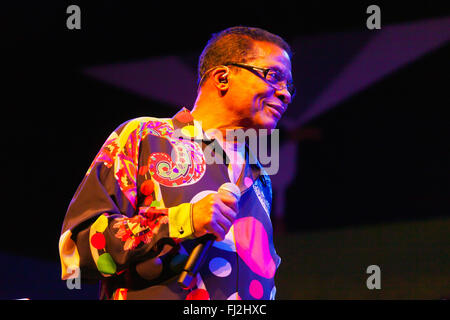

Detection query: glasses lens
(231, 63), (295, 97)
(265, 70), (280, 83)
(267, 70), (295, 96)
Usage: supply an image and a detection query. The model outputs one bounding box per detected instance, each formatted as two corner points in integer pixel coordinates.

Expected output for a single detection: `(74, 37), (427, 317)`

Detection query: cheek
(253, 90), (274, 113)
(250, 85), (273, 109)
(232, 79), (272, 114)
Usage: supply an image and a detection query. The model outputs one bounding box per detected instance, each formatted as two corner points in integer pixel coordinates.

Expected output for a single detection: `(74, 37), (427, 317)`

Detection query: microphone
(178, 182), (241, 289)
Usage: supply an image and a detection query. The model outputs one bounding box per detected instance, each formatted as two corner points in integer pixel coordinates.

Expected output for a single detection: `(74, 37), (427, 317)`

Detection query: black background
(3, 1), (449, 269)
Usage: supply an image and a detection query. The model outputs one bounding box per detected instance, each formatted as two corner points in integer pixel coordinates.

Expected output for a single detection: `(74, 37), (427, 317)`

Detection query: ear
(211, 66), (230, 92)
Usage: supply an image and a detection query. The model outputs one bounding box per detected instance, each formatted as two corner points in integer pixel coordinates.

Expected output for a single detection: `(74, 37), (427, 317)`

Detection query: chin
(251, 113), (280, 131)
(255, 120), (278, 132)
(264, 115), (280, 129)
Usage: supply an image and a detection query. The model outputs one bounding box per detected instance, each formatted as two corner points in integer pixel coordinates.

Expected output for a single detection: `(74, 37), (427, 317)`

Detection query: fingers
(213, 201), (236, 227)
(206, 220), (228, 242)
(191, 191), (239, 241)
(216, 212), (233, 240)
(216, 192), (239, 215)
(204, 203), (234, 241)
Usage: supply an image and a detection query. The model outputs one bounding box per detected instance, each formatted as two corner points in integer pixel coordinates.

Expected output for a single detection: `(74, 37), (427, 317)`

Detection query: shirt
(59, 107), (280, 300)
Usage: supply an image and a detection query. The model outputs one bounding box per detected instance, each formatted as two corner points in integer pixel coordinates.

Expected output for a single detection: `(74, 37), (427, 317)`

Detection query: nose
(275, 86), (292, 105)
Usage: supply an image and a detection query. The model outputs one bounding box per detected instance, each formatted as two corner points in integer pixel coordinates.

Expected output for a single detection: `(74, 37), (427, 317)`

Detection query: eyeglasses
(227, 63), (296, 97)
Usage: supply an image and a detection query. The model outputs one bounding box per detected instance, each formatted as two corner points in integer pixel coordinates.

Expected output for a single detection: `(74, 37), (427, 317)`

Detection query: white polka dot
(209, 257), (232, 277)
(212, 225), (236, 252)
(227, 292), (241, 300)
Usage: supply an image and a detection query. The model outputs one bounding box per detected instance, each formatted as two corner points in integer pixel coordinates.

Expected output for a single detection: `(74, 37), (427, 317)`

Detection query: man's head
(196, 26), (294, 130)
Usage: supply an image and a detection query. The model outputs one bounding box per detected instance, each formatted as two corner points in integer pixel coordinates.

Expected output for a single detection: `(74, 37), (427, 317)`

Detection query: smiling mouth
(266, 104), (284, 119)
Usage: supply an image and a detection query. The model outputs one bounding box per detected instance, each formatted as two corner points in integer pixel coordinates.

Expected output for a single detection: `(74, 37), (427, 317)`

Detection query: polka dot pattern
(234, 217), (276, 278)
(92, 214), (108, 232)
(212, 232), (236, 252)
(244, 176), (253, 188)
(227, 292), (242, 300)
(143, 195), (153, 206)
(90, 233), (106, 250)
(97, 253), (117, 275)
(208, 257), (232, 278)
(249, 280), (263, 299)
(140, 180), (154, 195)
(186, 288), (210, 300)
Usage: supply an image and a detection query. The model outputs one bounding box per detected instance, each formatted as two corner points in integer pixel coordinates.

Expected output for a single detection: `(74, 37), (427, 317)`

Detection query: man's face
(225, 41), (293, 130)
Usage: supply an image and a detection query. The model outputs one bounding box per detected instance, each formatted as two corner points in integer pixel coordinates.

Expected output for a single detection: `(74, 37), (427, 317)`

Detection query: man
(59, 26), (294, 300)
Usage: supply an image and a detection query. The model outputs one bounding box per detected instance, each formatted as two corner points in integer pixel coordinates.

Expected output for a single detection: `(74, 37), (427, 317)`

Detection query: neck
(191, 92), (245, 140)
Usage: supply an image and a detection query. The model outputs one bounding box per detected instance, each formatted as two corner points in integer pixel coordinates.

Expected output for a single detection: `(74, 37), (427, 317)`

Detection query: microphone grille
(218, 182), (241, 200)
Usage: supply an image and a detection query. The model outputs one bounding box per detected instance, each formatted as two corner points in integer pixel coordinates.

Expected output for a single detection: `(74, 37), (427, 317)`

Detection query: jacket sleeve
(58, 118), (195, 281)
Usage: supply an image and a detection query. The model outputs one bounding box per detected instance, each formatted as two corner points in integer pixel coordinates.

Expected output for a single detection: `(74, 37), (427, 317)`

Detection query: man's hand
(192, 191), (239, 241)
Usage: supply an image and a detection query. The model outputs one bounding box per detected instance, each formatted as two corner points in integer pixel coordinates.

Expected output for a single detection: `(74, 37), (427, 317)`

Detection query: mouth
(266, 103), (285, 119)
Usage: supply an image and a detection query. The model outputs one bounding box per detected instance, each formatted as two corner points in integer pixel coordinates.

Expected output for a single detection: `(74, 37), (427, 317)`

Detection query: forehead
(248, 41), (292, 73)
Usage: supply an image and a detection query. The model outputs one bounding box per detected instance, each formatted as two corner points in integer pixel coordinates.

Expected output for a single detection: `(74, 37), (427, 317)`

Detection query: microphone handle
(178, 234), (216, 289)
(177, 182), (240, 289)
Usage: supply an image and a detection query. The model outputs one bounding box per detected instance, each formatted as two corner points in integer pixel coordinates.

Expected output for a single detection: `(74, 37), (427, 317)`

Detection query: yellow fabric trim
(117, 117), (152, 149)
(89, 214), (113, 277)
(59, 230), (80, 280)
(91, 214), (108, 232)
(168, 203), (195, 239)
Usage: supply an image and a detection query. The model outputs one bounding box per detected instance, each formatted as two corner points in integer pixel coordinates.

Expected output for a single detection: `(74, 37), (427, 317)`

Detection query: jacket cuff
(168, 203), (195, 239)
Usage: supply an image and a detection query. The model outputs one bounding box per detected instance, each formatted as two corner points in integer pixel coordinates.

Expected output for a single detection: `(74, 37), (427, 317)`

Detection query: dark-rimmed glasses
(226, 63), (296, 97)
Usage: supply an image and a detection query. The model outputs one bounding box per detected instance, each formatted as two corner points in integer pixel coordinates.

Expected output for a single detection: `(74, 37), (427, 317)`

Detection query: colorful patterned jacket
(59, 107), (280, 300)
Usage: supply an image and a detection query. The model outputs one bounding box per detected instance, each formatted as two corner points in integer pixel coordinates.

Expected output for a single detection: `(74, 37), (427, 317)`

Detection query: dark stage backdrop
(1, 2), (449, 299)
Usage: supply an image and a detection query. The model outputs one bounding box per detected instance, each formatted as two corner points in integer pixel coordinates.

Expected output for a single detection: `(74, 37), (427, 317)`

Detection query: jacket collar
(171, 107), (209, 142)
